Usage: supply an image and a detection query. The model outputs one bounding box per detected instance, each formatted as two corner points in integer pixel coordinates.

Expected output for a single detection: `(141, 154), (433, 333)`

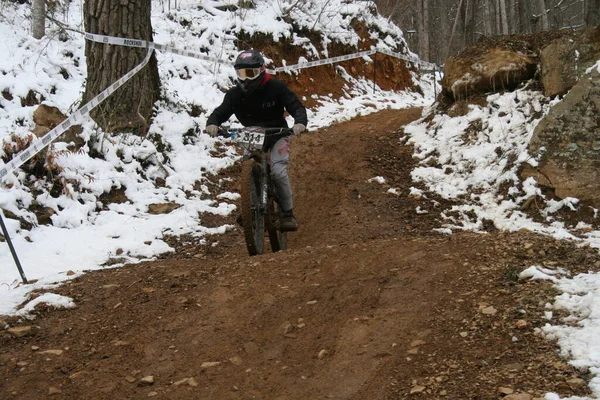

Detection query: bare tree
(585, 0), (600, 25)
(417, 0), (431, 61)
(375, 0), (593, 65)
(447, 0), (464, 59)
(82, 0), (160, 135)
(32, 0), (45, 39)
(508, 0), (516, 33)
(483, 0), (492, 36)
(539, 0), (550, 30)
(499, 0), (509, 34)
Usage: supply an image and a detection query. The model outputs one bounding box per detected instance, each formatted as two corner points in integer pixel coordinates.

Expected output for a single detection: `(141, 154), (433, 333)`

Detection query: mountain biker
(205, 49), (307, 232)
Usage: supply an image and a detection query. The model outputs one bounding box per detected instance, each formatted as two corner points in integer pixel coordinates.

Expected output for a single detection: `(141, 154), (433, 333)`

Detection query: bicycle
(218, 126), (293, 256)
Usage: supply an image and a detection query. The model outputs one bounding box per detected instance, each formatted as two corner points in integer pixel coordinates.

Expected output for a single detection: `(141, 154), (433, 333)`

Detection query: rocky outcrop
(442, 49), (537, 99)
(439, 27), (600, 207)
(525, 67), (600, 206)
(540, 26), (600, 97)
(440, 31), (575, 100)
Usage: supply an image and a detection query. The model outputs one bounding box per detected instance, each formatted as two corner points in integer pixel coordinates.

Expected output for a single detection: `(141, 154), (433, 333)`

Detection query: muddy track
(1, 108), (599, 399)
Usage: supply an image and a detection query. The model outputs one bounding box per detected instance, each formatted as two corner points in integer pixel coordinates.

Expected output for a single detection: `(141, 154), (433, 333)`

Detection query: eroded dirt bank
(2, 108), (599, 399)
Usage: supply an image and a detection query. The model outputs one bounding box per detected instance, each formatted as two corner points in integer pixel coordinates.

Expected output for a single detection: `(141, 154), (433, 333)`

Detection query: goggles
(236, 67), (264, 81)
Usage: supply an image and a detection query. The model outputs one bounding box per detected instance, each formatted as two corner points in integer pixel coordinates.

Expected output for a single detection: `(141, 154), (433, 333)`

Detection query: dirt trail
(2, 108), (599, 399)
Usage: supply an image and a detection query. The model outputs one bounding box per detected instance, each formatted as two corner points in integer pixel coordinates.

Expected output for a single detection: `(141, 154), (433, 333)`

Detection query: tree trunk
(586, 0), (600, 26)
(495, 0), (502, 34)
(539, 0), (549, 30)
(508, 0), (516, 33)
(483, 0), (492, 36)
(499, 0), (509, 34)
(523, 0), (533, 33)
(82, 0), (160, 135)
(32, 0), (45, 39)
(446, 0), (464, 59)
(417, 0), (430, 61)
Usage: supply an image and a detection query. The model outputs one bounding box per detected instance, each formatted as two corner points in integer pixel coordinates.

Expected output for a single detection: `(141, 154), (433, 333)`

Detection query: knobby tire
(241, 159), (264, 256)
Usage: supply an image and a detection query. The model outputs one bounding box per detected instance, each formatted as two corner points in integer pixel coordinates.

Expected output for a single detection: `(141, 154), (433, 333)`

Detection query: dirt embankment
(1, 108), (599, 399)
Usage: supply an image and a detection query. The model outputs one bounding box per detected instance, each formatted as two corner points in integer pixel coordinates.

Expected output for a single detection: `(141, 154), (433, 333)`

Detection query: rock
(410, 339), (426, 347)
(148, 391), (158, 397)
(540, 26), (600, 97)
(30, 345), (40, 351)
(280, 321), (295, 336)
(32, 104), (84, 148)
(317, 350), (329, 359)
(69, 371), (85, 379)
(481, 306), (497, 315)
(244, 342), (259, 355)
(229, 356), (243, 365)
(48, 386), (62, 395)
(124, 376), (136, 383)
(504, 394), (532, 400)
(526, 67), (600, 207)
(262, 293), (276, 305)
(503, 362), (524, 372)
(148, 203), (181, 215)
(442, 49), (536, 99)
(7, 326), (33, 338)
(410, 385), (426, 394)
(200, 361), (221, 369)
(515, 320), (528, 329)
(40, 350), (63, 356)
(173, 378), (189, 386)
(499, 387), (514, 394)
(567, 377), (585, 387)
(188, 377), (199, 387)
(139, 376), (155, 386)
(33, 104), (65, 129)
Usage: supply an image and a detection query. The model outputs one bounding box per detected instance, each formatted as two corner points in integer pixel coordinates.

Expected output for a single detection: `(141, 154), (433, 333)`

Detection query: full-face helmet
(234, 50), (266, 94)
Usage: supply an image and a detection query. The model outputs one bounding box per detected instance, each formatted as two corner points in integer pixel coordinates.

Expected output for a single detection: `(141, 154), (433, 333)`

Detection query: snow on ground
(1, 1), (600, 399)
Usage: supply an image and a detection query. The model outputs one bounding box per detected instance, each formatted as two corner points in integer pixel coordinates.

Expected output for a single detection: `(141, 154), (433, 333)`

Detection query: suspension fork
(260, 155), (269, 214)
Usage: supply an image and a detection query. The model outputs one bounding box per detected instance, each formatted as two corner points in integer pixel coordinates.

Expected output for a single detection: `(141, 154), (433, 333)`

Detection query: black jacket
(206, 75), (308, 129)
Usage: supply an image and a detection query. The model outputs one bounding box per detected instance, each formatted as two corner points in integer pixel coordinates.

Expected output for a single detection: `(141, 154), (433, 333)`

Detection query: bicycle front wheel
(240, 159), (265, 256)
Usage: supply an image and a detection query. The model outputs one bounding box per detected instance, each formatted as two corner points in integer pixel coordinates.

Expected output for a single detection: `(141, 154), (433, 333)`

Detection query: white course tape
(84, 32), (434, 72)
(84, 32), (148, 48)
(375, 47), (435, 69)
(85, 32), (235, 65)
(275, 50), (376, 72)
(1, 31), (437, 181)
(0, 48), (155, 181)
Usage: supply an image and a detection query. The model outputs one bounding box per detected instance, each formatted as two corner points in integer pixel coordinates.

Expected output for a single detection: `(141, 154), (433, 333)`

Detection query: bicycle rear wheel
(240, 159), (265, 256)
(267, 197), (287, 252)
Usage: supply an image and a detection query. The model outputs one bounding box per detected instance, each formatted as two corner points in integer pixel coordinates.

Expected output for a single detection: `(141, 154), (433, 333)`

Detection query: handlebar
(217, 127), (293, 139)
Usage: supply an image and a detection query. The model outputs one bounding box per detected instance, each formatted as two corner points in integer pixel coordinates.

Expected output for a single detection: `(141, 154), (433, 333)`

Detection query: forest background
(375, 0), (600, 64)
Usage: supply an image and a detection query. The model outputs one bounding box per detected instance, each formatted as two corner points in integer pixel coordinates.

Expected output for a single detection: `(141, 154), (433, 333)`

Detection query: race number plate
(234, 131), (265, 148)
